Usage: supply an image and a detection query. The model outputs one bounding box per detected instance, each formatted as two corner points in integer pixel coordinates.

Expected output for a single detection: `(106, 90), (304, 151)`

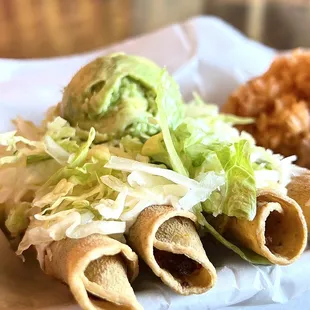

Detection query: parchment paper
(0, 16), (309, 310)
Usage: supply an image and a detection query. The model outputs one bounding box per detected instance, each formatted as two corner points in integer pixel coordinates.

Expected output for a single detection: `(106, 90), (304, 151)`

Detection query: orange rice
(222, 49), (310, 168)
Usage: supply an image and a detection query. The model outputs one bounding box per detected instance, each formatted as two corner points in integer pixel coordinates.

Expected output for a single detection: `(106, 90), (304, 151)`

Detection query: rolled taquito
(287, 172), (310, 228)
(127, 205), (216, 295)
(41, 234), (142, 310)
(225, 190), (307, 265)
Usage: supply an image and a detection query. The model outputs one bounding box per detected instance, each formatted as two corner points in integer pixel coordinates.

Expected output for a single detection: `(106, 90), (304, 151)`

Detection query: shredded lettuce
(0, 71), (297, 269)
(68, 127), (96, 167)
(206, 140), (256, 220)
(104, 156), (225, 211)
(105, 156), (196, 188)
(0, 131), (42, 151)
(17, 210), (126, 255)
(16, 150), (225, 255)
(186, 93), (254, 125)
(156, 70), (187, 176)
(0, 118), (98, 239)
(120, 135), (144, 158)
(44, 135), (70, 164)
(143, 95), (294, 221)
(26, 154), (51, 164)
(5, 202), (31, 237)
(141, 132), (171, 167)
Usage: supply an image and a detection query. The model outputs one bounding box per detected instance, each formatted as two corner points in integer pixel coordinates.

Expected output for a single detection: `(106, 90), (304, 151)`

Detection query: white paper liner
(0, 16), (309, 310)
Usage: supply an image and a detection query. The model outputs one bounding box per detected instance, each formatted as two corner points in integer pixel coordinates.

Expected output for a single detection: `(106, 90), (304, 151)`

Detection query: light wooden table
(0, 0), (309, 58)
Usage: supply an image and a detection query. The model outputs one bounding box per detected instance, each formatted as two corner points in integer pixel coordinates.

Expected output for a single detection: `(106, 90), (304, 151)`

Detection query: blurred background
(0, 0), (309, 59)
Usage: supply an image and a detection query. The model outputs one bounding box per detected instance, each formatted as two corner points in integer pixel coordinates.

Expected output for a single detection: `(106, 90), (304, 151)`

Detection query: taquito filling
(154, 249), (202, 277)
(264, 207), (301, 259)
(265, 210), (284, 251)
(153, 216), (203, 285)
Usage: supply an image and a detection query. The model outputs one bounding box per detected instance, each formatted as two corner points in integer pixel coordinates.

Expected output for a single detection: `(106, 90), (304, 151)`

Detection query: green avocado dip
(59, 53), (184, 141)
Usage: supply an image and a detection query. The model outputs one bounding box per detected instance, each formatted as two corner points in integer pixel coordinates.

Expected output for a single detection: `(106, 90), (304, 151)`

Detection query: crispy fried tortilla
(41, 234), (142, 310)
(127, 205), (216, 295)
(287, 172), (310, 228)
(226, 190), (307, 265)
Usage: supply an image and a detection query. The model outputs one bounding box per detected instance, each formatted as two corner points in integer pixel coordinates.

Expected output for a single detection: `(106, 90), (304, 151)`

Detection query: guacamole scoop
(59, 53), (184, 141)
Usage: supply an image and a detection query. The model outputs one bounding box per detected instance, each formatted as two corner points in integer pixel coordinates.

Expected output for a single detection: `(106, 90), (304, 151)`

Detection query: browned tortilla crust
(227, 190), (307, 265)
(128, 205), (216, 295)
(287, 172), (310, 228)
(41, 234), (142, 310)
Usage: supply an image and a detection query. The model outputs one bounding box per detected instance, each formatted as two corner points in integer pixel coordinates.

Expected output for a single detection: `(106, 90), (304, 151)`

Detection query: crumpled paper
(0, 16), (309, 310)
